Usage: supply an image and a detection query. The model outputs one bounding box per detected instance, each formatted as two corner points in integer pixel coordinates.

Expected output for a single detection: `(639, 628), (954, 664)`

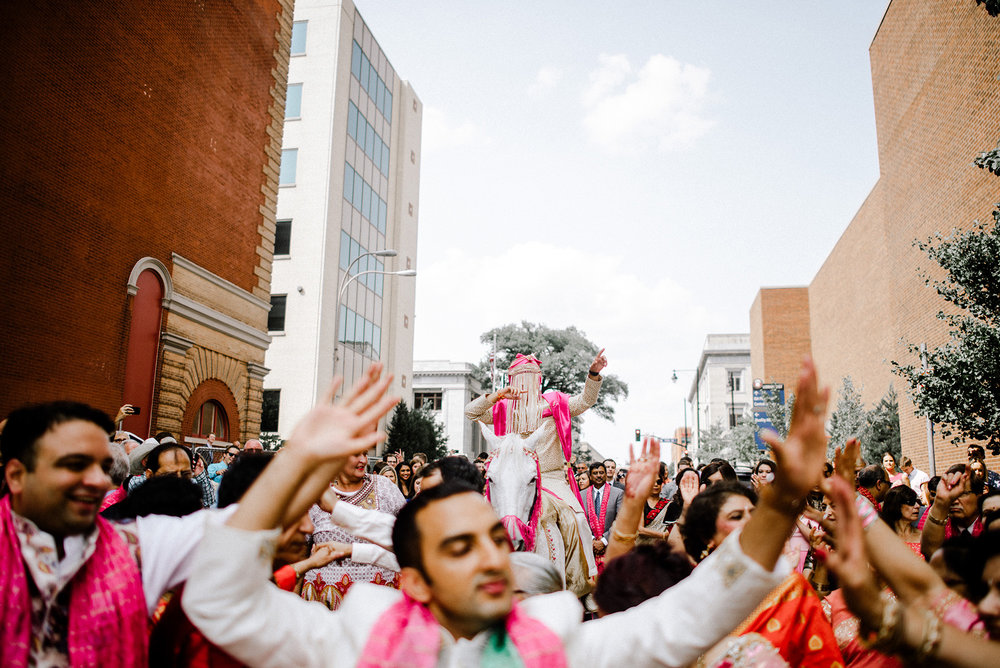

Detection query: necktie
(594, 488), (601, 516)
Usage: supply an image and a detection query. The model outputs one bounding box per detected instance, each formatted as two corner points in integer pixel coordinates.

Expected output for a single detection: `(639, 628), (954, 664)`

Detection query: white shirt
(183, 518), (788, 668)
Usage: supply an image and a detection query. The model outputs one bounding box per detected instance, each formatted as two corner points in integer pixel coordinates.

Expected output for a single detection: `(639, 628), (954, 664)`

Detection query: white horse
(479, 424), (587, 596)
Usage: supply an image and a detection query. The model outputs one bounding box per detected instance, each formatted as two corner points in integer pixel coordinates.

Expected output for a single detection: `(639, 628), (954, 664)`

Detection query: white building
(412, 361), (487, 459)
(262, 0), (421, 448)
(687, 333), (752, 451)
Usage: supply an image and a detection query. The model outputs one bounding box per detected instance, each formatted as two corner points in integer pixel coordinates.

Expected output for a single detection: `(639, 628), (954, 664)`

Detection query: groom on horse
(465, 349), (608, 590)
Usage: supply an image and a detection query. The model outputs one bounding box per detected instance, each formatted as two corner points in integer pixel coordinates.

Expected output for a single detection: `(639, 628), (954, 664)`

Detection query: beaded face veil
(506, 354), (543, 435)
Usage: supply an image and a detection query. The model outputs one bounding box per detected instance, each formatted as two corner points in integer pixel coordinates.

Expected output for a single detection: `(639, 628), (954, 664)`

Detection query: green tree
(975, 140), (1000, 176)
(696, 418), (759, 465)
(759, 391), (796, 440)
(862, 386), (902, 464)
(827, 377), (867, 459)
(384, 401), (449, 462)
(974, 0), (1000, 18)
(892, 205), (1000, 452)
(475, 322), (628, 432)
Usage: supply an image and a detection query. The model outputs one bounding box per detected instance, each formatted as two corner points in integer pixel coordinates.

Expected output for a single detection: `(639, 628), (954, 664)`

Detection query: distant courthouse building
(412, 361), (487, 458)
(749, 0), (1000, 474)
(0, 0), (293, 445)
(687, 334), (752, 453)
(262, 0), (422, 444)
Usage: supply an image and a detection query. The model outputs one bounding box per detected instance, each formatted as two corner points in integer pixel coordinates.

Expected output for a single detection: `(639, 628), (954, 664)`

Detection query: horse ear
(479, 422), (501, 451)
(523, 427), (545, 453)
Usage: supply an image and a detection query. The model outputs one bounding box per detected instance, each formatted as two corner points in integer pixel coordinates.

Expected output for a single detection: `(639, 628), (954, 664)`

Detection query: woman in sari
(636, 462), (671, 544)
(879, 485), (923, 558)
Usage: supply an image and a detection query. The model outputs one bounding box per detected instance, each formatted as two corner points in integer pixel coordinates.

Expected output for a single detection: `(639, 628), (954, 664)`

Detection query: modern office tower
(263, 0), (422, 443)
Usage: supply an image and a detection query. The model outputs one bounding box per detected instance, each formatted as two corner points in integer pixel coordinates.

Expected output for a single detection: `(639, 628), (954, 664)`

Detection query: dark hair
(1, 401), (114, 470)
(964, 531), (1000, 602)
(419, 456), (484, 493)
(968, 445), (986, 461)
(879, 485), (919, 530)
(476, 452), (489, 462)
(593, 541), (693, 614)
(945, 463), (985, 496)
(216, 452), (275, 507)
(857, 464), (888, 489)
(588, 461), (606, 475)
(882, 451), (896, 465)
(753, 459), (776, 476)
(146, 443), (192, 474)
(699, 460), (737, 487)
(681, 481), (757, 562)
(154, 431), (175, 443)
(102, 476), (202, 519)
(603, 459), (616, 467)
(979, 490), (1000, 514)
(678, 456), (693, 467)
(392, 480), (479, 574)
(928, 475), (941, 496)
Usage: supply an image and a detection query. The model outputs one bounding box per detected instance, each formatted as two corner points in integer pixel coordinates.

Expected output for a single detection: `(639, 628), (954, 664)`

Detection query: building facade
(0, 0), (292, 446)
(749, 0), (1000, 476)
(262, 0), (422, 444)
(687, 334), (752, 453)
(412, 361), (487, 458)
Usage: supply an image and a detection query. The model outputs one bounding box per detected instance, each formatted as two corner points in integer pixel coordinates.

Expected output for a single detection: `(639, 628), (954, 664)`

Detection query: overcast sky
(357, 1), (891, 464)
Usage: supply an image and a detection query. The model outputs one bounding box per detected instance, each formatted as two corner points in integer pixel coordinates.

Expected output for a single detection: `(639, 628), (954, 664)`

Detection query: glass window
(343, 165), (354, 202)
(364, 319), (373, 349)
(414, 391), (443, 411)
(361, 183), (371, 220)
(347, 102), (358, 140)
(352, 172), (363, 208)
(279, 149), (297, 186)
(350, 238), (361, 269)
(351, 41), (362, 80)
(285, 83), (302, 118)
(728, 370), (742, 392)
(192, 400), (229, 440)
(274, 220), (291, 256)
(361, 53), (371, 91)
(373, 325), (381, 357)
(376, 83), (384, 119)
(339, 231), (352, 270)
(378, 200), (387, 232)
(290, 22), (308, 55)
(372, 136), (382, 172)
(365, 124), (374, 156)
(261, 390), (280, 432)
(385, 90), (392, 121)
(368, 69), (378, 99)
(268, 294), (287, 332)
(346, 309), (357, 342)
(381, 145), (390, 176)
(338, 305), (347, 342)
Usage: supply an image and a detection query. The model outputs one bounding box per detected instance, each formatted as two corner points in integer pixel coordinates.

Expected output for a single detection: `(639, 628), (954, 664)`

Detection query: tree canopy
(697, 419), (759, 465)
(384, 401), (449, 462)
(475, 321), (628, 422)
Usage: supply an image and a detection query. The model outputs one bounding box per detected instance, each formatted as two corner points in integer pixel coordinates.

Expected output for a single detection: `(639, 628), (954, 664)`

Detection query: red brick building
(750, 0), (1000, 475)
(0, 0), (293, 445)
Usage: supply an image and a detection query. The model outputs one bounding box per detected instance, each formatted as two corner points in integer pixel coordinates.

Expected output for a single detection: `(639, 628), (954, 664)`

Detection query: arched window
(191, 400), (229, 440)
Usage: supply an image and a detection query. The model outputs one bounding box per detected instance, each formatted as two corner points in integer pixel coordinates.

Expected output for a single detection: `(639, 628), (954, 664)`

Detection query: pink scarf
(584, 485), (610, 573)
(357, 593), (566, 668)
(0, 496), (147, 667)
(492, 390), (584, 507)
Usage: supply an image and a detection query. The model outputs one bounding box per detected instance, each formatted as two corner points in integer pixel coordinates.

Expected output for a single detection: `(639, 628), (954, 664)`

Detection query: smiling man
(183, 359), (834, 667)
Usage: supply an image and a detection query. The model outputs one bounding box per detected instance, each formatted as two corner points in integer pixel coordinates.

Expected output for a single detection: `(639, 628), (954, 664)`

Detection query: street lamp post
(671, 368), (700, 452)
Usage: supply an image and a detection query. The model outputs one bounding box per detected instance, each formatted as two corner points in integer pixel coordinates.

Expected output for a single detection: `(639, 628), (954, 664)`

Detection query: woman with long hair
(882, 452), (908, 488)
(395, 461), (415, 500)
(880, 485), (923, 558)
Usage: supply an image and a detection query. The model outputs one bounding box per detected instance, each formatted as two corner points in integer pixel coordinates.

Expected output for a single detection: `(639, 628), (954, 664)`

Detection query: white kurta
(183, 519), (789, 668)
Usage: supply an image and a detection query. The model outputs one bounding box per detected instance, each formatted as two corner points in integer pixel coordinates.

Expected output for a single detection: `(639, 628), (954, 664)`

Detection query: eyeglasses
(226, 451), (239, 457)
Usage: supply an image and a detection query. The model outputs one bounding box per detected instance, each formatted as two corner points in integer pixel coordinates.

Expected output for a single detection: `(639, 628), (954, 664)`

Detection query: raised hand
(679, 471), (700, 506)
(492, 386), (525, 403)
(589, 348), (608, 375)
(833, 438), (861, 487)
(624, 437), (661, 500)
(760, 356), (830, 503)
(288, 363), (399, 465)
(934, 467), (969, 507)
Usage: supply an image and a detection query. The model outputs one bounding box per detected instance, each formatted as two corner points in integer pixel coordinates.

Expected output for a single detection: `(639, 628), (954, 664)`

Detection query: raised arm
(605, 438), (659, 562)
(568, 348), (606, 416)
(921, 469), (968, 559)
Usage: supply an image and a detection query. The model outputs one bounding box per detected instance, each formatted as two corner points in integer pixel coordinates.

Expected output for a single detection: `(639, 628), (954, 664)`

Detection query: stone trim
(161, 332), (195, 356)
(171, 253), (271, 311)
(165, 293), (271, 350)
(127, 256), (173, 298)
(247, 362), (270, 380)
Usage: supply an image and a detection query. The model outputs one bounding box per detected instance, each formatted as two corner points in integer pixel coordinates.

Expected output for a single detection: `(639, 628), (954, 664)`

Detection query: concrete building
(749, 0), (1000, 476)
(687, 334), (752, 452)
(412, 361), (487, 458)
(263, 0), (422, 445)
(0, 0), (292, 445)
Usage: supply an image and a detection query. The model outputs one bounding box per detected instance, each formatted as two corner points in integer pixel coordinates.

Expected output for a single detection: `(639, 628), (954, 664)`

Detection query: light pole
(671, 368), (700, 451)
(333, 256), (416, 381)
(727, 375), (736, 428)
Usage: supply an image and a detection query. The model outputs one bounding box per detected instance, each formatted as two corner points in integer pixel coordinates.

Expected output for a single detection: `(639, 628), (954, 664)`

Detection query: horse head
(479, 422), (544, 552)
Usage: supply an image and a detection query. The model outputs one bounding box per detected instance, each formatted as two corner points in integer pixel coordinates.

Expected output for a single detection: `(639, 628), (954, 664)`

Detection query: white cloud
(412, 242), (713, 463)
(530, 66), (563, 93)
(582, 53), (714, 153)
(421, 106), (492, 152)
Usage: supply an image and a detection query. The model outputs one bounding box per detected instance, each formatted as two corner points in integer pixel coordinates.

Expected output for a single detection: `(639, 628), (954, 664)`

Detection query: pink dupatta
(357, 593), (566, 668)
(0, 496), (147, 667)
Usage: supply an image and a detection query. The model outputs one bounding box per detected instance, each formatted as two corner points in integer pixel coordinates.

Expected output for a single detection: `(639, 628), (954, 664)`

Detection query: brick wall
(749, 287), (812, 393)
(759, 0), (1000, 476)
(0, 1), (287, 421)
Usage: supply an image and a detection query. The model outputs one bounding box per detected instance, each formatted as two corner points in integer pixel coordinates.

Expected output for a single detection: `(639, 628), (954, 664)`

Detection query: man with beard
(465, 350), (607, 579)
(300, 451), (405, 609)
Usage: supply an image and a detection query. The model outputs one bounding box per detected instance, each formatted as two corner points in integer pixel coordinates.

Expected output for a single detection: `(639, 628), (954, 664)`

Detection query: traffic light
(634, 428), (641, 442)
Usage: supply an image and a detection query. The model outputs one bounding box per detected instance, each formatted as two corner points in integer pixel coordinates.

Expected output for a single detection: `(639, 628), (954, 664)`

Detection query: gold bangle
(915, 609), (943, 662)
(926, 513), (947, 526)
(612, 526), (638, 542)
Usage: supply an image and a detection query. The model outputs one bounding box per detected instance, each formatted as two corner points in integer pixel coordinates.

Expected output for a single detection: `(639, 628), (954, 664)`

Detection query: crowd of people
(2, 357), (1000, 666)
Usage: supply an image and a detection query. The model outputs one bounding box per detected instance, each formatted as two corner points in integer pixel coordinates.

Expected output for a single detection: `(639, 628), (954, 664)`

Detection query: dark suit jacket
(583, 483), (623, 542)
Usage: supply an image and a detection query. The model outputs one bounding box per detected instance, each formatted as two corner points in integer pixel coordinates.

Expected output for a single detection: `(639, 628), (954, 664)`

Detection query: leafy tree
(696, 418), (758, 465)
(975, 141), (1000, 176)
(384, 401), (449, 462)
(862, 386), (902, 464)
(258, 432), (283, 451)
(827, 377), (867, 459)
(892, 205), (1000, 453)
(474, 322), (628, 432)
(759, 391), (796, 440)
(974, 0), (1000, 18)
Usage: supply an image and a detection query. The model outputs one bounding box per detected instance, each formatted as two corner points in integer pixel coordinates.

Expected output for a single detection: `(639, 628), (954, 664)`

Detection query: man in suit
(583, 460), (623, 573)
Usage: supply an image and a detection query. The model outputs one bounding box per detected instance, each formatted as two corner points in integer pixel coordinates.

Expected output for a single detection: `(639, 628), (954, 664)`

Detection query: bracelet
(588, 370), (600, 378)
(926, 513), (947, 526)
(914, 608), (943, 662)
(611, 526), (638, 542)
(859, 591), (903, 651)
(854, 494), (879, 530)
